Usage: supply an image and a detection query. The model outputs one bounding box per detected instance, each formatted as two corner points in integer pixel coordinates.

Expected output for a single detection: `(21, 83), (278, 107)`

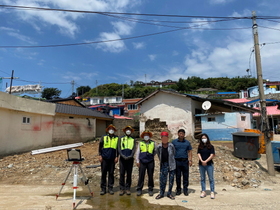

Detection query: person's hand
(99, 156), (103, 163)
(202, 161), (207, 166)
(189, 160), (193, 166)
(137, 163), (140, 168)
(114, 157), (119, 164)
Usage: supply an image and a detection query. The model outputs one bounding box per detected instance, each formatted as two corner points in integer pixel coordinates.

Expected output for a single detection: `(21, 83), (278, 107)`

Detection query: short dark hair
(178, 129), (185, 133)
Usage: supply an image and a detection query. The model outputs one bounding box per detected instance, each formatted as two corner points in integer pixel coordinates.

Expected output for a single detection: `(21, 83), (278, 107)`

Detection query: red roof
(224, 98), (251, 103)
(253, 105), (280, 116)
(113, 115), (133, 119)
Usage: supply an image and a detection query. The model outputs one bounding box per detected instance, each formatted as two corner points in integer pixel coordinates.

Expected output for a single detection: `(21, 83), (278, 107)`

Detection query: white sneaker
(210, 192), (215, 199)
(200, 191), (206, 198)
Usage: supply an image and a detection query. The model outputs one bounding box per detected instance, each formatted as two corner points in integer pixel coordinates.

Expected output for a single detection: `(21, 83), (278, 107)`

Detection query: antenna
(202, 101), (211, 112)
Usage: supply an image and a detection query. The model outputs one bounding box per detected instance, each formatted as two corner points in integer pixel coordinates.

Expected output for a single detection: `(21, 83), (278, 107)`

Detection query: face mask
(108, 129), (114, 134)
(144, 136), (150, 141)
(126, 130), (131, 135)
(202, 138), (207, 143)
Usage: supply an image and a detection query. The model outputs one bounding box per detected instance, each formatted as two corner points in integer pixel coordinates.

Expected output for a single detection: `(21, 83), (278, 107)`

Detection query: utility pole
(96, 80), (98, 94)
(71, 80), (75, 95)
(2, 70), (19, 94)
(252, 11), (275, 176)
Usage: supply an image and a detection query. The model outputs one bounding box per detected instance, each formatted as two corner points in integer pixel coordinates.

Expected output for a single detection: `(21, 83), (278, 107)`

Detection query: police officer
(118, 126), (136, 196)
(136, 131), (156, 196)
(99, 124), (119, 195)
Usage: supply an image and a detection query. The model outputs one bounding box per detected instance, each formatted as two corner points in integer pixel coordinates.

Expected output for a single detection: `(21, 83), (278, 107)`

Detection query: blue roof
(245, 99), (280, 104)
(217, 92), (238, 94)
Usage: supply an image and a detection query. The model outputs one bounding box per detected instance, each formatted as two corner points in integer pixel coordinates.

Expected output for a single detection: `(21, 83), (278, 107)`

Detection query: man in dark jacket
(118, 126), (136, 196)
(99, 124), (119, 195)
(156, 131), (176, 200)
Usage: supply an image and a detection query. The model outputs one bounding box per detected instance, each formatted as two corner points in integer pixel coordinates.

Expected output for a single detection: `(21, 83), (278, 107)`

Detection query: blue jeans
(159, 162), (175, 196)
(199, 164), (215, 192)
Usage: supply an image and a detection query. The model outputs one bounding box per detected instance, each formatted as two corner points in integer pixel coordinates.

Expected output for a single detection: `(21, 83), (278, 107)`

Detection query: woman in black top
(197, 133), (215, 199)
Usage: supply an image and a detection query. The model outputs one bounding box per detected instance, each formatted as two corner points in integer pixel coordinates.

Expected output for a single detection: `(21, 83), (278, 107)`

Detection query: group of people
(98, 124), (216, 200)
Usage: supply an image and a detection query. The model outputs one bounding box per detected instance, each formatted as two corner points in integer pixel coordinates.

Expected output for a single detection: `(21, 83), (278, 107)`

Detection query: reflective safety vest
(103, 135), (118, 149)
(120, 136), (135, 157)
(101, 135), (118, 159)
(139, 140), (155, 163)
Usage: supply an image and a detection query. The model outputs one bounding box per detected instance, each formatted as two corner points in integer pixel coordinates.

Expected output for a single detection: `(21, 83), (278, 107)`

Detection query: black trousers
(119, 157), (134, 190)
(175, 159), (189, 193)
(100, 159), (115, 190)
(136, 161), (154, 191)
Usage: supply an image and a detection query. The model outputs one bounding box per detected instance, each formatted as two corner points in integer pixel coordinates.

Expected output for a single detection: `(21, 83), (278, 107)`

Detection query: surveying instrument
(56, 149), (93, 209)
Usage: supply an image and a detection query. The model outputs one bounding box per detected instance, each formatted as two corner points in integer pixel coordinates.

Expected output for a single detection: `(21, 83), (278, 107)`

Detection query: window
(92, 99), (98, 103)
(23, 117), (30, 124)
(207, 117), (215, 122)
(127, 104), (138, 110)
(241, 116), (246, 121)
(116, 97), (122, 102)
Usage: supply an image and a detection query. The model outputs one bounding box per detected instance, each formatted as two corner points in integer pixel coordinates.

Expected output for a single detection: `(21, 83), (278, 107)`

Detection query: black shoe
(167, 194), (175, 200)
(184, 191), (189, 196)
(137, 190), (142, 196)
(176, 190), (181, 195)
(126, 190), (131, 195)
(156, 194), (164, 199)
(109, 189), (114, 195)
(148, 191), (153, 196)
(119, 190), (125, 196)
(100, 189), (106, 195)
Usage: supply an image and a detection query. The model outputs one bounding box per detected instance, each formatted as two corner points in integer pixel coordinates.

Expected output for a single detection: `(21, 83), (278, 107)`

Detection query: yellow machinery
(244, 129), (273, 154)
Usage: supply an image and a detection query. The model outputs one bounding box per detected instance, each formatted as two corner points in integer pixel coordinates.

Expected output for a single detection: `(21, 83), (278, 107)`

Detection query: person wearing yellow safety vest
(99, 124), (119, 195)
(135, 131), (156, 197)
(118, 126), (136, 196)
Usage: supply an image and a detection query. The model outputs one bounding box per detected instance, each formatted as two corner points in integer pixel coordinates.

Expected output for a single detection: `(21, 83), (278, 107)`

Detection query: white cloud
(96, 32), (126, 53)
(148, 54), (157, 61)
(3, 0), (140, 37)
(112, 21), (133, 36)
(172, 51), (179, 56)
(133, 42), (145, 49)
(1, 27), (36, 44)
(61, 71), (97, 81)
(189, 18), (213, 30)
(210, 0), (234, 4)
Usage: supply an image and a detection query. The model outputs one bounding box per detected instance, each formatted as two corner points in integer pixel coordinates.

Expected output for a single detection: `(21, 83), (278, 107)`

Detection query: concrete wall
(96, 119), (108, 137)
(52, 115), (96, 146)
(0, 92), (55, 156)
(139, 92), (196, 139)
(202, 112), (252, 141)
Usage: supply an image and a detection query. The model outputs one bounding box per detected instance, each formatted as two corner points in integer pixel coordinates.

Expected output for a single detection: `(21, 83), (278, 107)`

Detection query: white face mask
(126, 130), (131, 135)
(108, 129), (114, 134)
(144, 135), (150, 141)
(202, 138), (207, 143)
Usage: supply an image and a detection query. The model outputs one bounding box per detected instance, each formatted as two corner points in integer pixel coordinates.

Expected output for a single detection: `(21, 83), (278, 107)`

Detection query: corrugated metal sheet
(55, 103), (113, 119)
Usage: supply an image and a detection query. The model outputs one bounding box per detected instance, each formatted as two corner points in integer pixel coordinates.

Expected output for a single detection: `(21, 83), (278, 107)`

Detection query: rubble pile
(0, 141), (278, 189)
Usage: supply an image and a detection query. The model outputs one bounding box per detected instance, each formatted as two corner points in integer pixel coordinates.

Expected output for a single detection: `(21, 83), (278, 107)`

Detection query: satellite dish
(202, 101), (211, 110)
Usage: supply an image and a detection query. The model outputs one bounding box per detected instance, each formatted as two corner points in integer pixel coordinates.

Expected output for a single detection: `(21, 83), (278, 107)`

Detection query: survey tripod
(56, 159), (93, 209)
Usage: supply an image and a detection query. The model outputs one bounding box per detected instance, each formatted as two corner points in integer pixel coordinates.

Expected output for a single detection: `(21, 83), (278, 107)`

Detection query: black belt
(175, 158), (188, 161)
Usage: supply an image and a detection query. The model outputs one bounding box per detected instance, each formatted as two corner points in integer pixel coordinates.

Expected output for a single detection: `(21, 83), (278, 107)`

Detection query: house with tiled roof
(225, 98), (280, 134)
(136, 89), (258, 141)
(0, 92), (113, 156)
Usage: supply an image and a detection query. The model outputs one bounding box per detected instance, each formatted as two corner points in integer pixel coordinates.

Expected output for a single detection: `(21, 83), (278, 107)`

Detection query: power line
(15, 79), (71, 85)
(0, 25), (251, 49)
(259, 25), (280, 31)
(0, 4), (253, 19)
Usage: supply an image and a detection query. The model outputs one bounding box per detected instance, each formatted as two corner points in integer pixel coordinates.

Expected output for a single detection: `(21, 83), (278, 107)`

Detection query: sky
(1, 0), (280, 98)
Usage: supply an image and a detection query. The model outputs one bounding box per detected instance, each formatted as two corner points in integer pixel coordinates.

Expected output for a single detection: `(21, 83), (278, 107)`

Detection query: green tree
(41, 87), (61, 100)
(77, 86), (91, 96)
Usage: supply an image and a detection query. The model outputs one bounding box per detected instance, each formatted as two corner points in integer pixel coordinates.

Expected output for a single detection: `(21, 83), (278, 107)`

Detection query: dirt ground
(1, 138), (280, 209)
